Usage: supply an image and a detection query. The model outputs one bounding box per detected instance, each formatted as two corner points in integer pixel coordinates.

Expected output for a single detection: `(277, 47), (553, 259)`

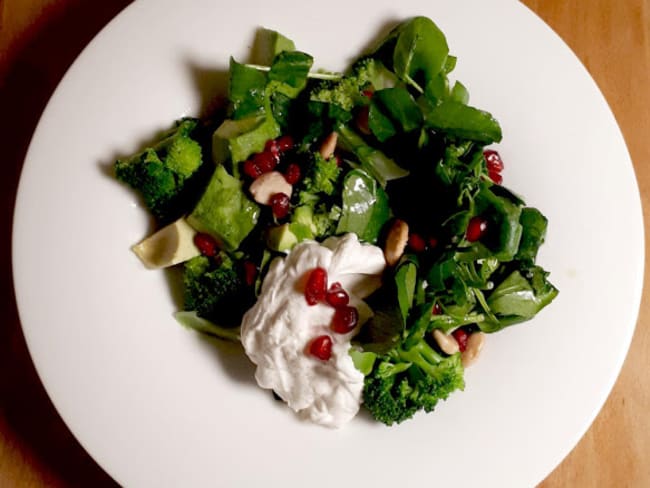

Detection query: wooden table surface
(1, 1), (648, 486)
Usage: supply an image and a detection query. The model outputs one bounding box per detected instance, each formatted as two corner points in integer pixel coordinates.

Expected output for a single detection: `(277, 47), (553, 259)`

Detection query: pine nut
(433, 329), (460, 355)
(319, 132), (338, 159)
(384, 219), (409, 266)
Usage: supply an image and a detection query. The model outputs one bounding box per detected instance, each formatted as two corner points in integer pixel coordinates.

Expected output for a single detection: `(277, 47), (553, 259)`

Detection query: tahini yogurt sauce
(240, 233), (385, 428)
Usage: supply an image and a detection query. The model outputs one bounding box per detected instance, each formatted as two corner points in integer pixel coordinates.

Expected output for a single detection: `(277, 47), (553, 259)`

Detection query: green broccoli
(290, 203), (340, 241)
(363, 339), (465, 425)
(115, 118), (204, 222)
(298, 153), (342, 204)
(183, 253), (252, 326)
(309, 58), (397, 111)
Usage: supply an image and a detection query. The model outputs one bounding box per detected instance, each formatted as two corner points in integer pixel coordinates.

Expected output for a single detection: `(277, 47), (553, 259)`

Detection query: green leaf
(420, 98), (502, 144)
(228, 58), (268, 119)
(336, 169), (391, 243)
(473, 185), (523, 262)
(395, 258), (418, 321)
(449, 81), (469, 104)
(480, 268), (558, 332)
(390, 17), (450, 91)
(268, 51), (314, 97)
(515, 207), (548, 262)
(368, 87), (423, 141)
(337, 125), (410, 186)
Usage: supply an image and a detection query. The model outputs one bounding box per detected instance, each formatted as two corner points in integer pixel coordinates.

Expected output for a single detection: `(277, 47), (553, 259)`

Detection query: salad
(114, 17), (558, 427)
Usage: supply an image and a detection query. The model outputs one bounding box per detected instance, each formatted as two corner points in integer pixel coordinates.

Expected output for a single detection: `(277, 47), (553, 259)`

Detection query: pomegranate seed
(284, 163), (301, 184)
(362, 89), (374, 98)
(264, 139), (280, 158)
(253, 151), (278, 173)
(193, 233), (218, 257)
(356, 106), (370, 135)
(334, 154), (343, 167)
(484, 150), (504, 173)
(305, 267), (328, 305)
(465, 216), (488, 242)
(489, 170), (503, 185)
(308, 335), (333, 360)
(428, 236), (438, 249)
(326, 282), (349, 307)
(432, 302), (442, 315)
(331, 305), (359, 333)
(276, 135), (294, 153)
(243, 160), (262, 179)
(270, 192), (291, 219)
(452, 328), (469, 352)
(243, 260), (257, 286)
(408, 233), (426, 252)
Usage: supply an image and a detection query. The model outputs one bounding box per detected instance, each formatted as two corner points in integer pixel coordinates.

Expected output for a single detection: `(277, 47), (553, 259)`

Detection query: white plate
(12, 0), (645, 486)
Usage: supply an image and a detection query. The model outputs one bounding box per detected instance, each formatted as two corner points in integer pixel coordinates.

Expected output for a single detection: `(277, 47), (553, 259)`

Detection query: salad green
(114, 17), (558, 426)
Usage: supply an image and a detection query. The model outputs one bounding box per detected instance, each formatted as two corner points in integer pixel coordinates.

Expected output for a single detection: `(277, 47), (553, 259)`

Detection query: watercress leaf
(473, 185), (523, 261)
(336, 169), (391, 243)
(337, 125), (410, 186)
(449, 81), (469, 104)
(391, 17), (450, 91)
(368, 102), (397, 142)
(403, 302), (435, 349)
(268, 51), (314, 97)
(420, 98), (502, 144)
(228, 57), (268, 119)
(395, 259), (418, 321)
(515, 207), (548, 262)
(369, 87), (422, 141)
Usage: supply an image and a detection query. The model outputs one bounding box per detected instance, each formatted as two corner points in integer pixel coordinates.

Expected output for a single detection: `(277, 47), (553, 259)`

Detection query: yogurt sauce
(240, 233), (386, 428)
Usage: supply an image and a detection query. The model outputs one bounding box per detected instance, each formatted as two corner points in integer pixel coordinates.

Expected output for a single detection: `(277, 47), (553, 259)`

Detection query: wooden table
(1, 1), (648, 486)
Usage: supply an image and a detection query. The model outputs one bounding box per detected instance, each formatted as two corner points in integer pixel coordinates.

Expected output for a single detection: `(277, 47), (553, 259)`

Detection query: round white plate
(13, 0), (644, 486)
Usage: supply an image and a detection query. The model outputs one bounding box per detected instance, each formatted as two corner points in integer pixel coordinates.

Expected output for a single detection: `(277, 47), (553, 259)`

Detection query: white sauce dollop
(240, 233), (386, 428)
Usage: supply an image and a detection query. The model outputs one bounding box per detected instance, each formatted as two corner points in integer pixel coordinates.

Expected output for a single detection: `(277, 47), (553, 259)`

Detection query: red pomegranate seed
(484, 150), (504, 173)
(243, 160), (262, 179)
(193, 233), (218, 257)
(489, 171), (503, 185)
(331, 305), (359, 334)
(305, 267), (328, 305)
(284, 163), (301, 184)
(408, 233), (426, 252)
(432, 302), (442, 315)
(243, 260), (257, 286)
(333, 154), (343, 167)
(270, 193), (291, 219)
(326, 282), (349, 307)
(264, 139), (280, 158)
(356, 106), (371, 135)
(276, 135), (294, 153)
(452, 328), (469, 352)
(308, 335), (333, 360)
(362, 89), (374, 98)
(465, 216), (488, 242)
(253, 151), (278, 173)
(428, 236), (438, 249)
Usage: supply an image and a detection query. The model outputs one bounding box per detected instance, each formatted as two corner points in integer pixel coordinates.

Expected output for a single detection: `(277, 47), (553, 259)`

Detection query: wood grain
(1, 1), (648, 486)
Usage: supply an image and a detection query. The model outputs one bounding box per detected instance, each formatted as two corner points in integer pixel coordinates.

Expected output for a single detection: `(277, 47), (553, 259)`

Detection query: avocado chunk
(266, 223), (299, 252)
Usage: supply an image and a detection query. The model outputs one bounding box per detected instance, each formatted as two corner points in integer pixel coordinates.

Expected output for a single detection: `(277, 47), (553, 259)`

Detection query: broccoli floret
(298, 153), (342, 203)
(183, 253), (251, 326)
(290, 203), (340, 241)
(309, 58), (397, 111)
(363, 339), (465, 425)
(115, 118), (203, 222)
